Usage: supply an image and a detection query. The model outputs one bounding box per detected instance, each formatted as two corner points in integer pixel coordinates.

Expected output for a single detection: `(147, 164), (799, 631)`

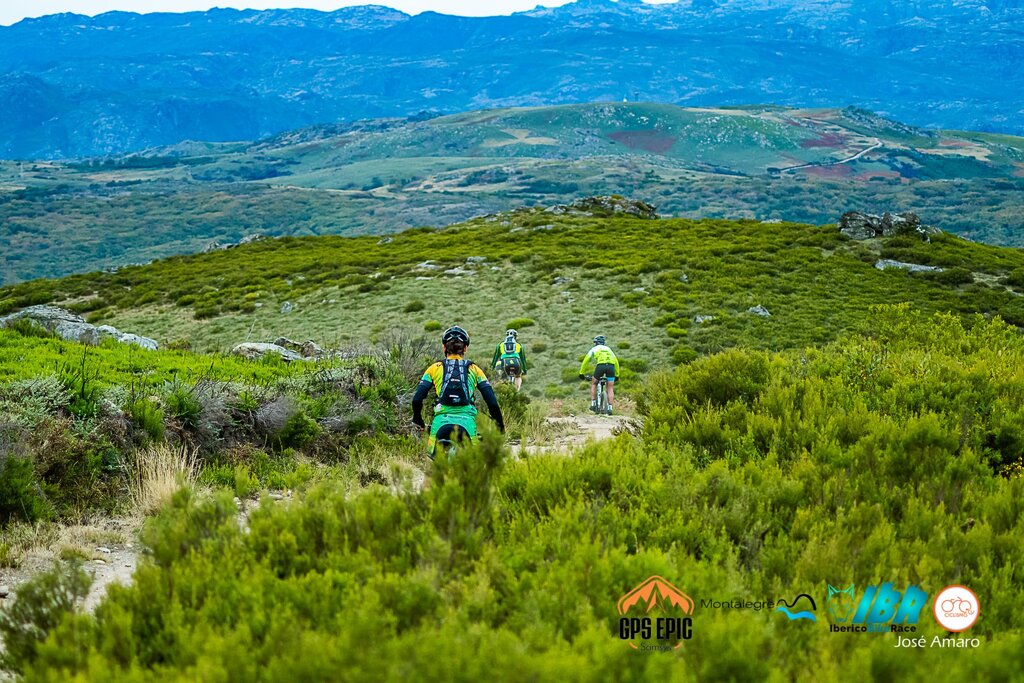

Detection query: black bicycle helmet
(593, 335), (606, 345)
(505, 329), (518, 338)
(443, 326), (470, 345)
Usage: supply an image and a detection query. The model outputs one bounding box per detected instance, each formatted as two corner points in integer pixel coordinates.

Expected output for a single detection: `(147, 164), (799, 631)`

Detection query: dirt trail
(513, 413), (634, 455)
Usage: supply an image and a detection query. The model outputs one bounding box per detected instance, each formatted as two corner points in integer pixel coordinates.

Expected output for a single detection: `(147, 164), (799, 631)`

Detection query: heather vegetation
(1, 208), (1023, 679)
(3, 307), (1022, 681)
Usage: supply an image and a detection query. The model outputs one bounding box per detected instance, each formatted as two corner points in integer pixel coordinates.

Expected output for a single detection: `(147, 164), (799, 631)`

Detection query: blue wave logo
(776, 594), (817, 622)
(776, 606), (817, 622)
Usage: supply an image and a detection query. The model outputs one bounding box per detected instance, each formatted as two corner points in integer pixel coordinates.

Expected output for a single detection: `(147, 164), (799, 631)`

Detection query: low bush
(505, 318), (535, 329)
(0, 562), (91, 674)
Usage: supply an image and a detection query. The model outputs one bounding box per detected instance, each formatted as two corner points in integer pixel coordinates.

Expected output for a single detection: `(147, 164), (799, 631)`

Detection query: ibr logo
(826, 583), (928, 633)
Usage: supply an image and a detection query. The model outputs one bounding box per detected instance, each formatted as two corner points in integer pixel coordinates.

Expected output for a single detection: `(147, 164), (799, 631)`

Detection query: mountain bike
(585, 375), (610, 415)
(430, 423), (470, 460)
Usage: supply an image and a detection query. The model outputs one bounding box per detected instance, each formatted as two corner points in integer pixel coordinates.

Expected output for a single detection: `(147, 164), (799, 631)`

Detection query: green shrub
(531, 342), (548, 353)
(505, 318), (535, 330)
(423, 320), (442, 332)
(166, 384), (202, 428)
(0, 456), (53, 524)
(404, 300), (426, 313)
(59, 360), (101, 419)
(129, 398), (165, 443)
(0, 562), (91, 673)
(274, 411), (320, 450)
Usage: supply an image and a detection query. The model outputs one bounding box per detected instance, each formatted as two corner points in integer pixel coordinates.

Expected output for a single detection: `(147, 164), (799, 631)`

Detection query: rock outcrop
(874, 259), (943, 273)
(231, 343), (303, 362)
(838, 211), (938, 240)
(546, 196), (658, 220)
(0, 305), (158, 350)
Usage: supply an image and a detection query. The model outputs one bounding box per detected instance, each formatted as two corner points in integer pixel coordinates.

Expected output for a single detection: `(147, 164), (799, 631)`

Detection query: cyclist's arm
(612, 355), (621, 377)
(478, 383), (505, 432)
(520, 344), (528, 374)
(578, 350), (594, 375)
(411, 380), (431, 428)
(491, 344), (501, 368)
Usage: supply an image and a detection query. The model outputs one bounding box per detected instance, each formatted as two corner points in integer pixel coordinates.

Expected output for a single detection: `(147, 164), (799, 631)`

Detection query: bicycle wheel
(598, 381), (608, 414)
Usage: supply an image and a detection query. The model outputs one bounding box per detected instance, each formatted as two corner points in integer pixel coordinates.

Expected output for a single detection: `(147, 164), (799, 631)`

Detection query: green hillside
(4, 103), (1024, 284)
(4, 204), (1024, 394)
(2, 210), (1023, 678)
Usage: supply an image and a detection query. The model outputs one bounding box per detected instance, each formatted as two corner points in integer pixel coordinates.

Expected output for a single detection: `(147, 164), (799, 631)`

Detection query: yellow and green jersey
(491, 340), (528, 373)
(579, 344), (620, 376)
(420, 354), (490, 417)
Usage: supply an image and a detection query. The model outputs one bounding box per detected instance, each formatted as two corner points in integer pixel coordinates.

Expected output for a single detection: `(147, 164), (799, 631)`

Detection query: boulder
(839, 211), (938, 240)
(694, 314), (716, 324)
(747, 305), (771, 317)
(231, 343), (302, 362)
(274, 337), (325, 358)
(280, 301), (295, 314)
(0, 305), (158, 350)
(875, 259), (943, 273)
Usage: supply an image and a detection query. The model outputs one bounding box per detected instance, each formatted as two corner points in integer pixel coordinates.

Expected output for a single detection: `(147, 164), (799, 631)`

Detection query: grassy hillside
(3, 103), (1024, 284)
(2, 210), (1024, 678)
(4, 206), (1024, 395)
(5, 307), (1024, 680)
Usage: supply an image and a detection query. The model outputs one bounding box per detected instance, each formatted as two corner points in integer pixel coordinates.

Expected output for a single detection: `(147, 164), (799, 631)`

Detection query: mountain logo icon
(617, 576), (695, 616)
(616, 576), (695, 651)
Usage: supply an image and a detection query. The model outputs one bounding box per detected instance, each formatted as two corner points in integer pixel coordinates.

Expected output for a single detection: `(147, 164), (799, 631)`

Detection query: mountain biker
(491, 328), (528, 392)
(578, 335), (620, 415)
(412, 325), (505, 458)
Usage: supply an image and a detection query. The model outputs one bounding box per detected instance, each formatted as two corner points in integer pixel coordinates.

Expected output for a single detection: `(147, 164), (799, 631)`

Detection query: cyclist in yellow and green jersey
(578, 335), (620, 415)
(491, 328), (528, 392)
(412, 326), (504, 457)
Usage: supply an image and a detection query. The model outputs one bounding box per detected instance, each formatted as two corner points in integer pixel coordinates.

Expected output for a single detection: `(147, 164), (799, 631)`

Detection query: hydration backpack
(438, 359), (473, 407)
(502, 336), (518, 357)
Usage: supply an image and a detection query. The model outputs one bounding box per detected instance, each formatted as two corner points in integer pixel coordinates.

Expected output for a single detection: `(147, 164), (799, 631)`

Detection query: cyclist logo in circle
(933, 585), (980, 632)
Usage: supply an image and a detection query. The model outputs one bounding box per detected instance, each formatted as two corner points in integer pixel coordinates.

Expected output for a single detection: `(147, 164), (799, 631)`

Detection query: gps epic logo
(617, 576), (694, 651)
(826, 583), (927, 633)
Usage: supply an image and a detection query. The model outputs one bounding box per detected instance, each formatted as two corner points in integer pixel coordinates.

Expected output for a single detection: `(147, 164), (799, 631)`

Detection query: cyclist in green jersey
(578, 335), (620, 415)
(412, 326), (504, 457)
(491, 328), (528, 392)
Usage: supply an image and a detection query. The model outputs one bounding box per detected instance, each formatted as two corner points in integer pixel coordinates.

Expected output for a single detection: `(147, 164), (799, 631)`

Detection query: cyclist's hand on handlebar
(578, 374), (586, 381)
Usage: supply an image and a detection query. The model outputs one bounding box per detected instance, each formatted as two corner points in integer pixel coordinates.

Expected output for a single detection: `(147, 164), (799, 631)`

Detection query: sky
(0, 0), (646, 26)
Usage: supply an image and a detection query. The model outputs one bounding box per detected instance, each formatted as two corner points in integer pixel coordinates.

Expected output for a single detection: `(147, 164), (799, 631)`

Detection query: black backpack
(438, 359), (473, 407)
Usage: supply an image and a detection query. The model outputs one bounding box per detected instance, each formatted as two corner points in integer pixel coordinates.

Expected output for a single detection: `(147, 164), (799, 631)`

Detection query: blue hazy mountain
(1, 0), (1022, 158)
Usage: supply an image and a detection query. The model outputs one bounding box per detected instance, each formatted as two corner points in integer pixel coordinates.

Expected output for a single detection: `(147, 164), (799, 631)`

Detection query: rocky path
(512, 413), (634, 455)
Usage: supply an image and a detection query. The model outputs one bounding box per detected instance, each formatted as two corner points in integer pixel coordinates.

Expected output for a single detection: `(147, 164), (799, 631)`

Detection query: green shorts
(426, 412), (478, 457)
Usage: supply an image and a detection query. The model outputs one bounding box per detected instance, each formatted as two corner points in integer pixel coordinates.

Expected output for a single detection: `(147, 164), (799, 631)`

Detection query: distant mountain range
(2, 0), (1023, 158)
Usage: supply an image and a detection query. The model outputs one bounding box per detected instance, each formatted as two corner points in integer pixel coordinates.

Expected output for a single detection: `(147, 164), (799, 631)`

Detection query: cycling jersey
(491, 340), (528, 374)
(579, 344), (620, 377)
(419, 355), (490, 418)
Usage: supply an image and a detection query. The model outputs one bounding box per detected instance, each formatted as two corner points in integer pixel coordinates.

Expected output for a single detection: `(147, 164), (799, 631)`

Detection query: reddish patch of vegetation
(855, 170), (901, 181)
(608, 130), (677, 154)
(938, 139), (973, 148)
(804, 164), (854, 178)
(799, 133), (847, 149)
